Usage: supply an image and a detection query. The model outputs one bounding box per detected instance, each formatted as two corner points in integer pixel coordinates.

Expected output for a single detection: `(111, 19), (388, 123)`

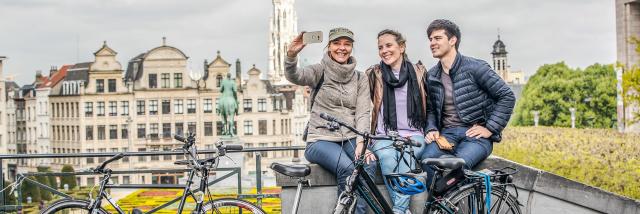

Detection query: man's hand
(354, 141), (376, 164)
(466, 124), (492, 139)
(425, 131), (440, 143)
(287, 32), (306, 58)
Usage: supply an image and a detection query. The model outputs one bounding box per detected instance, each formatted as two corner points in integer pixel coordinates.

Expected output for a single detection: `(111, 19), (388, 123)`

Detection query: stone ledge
(275, 156), (640, 214)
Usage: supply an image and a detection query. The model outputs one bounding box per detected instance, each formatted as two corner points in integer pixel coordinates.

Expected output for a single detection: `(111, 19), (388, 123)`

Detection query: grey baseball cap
(328, 27), (354, 42)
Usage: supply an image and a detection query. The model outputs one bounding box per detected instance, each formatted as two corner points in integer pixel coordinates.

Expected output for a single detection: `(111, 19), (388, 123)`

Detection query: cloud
(0, 0), (615, 85)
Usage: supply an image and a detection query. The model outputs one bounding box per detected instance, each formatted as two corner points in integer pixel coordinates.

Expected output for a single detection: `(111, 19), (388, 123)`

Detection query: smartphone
(302, 31), (323, 44)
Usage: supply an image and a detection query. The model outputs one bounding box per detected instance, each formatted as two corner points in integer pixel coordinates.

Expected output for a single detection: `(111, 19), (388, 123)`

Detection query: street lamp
(569, 108), (576, 128)
(126, 116), (133, 169)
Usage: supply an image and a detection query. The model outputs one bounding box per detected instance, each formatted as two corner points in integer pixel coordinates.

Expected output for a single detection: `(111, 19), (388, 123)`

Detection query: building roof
(124, 53), (145, 82)
(492, 35), (508, 55)
(64, 62), (91, 82)
(38, 64), (71, 88)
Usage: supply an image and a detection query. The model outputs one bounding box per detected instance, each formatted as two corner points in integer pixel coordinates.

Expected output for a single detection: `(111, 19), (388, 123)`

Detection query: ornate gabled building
(38, 39), (299, 186)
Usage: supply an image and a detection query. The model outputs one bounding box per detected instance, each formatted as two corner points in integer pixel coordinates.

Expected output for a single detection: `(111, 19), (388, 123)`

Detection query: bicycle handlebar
(319, 112), (421, 147)
(95, 153), (125, 173)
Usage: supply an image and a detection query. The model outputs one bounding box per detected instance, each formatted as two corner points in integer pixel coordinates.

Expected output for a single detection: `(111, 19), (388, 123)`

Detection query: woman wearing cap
(285, 27), (375, 214)
(366, 29), (428, 214)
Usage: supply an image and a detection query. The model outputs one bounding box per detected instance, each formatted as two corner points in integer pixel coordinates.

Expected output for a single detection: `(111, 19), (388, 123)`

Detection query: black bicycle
(39, 134), (266, 214)
(315, 113), (521, 214)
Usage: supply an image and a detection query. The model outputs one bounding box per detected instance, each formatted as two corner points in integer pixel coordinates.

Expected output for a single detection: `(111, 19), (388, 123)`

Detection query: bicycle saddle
(422, 157), (466, 170)
(174, 157), (216, 166)
(270, 163), (311, 177)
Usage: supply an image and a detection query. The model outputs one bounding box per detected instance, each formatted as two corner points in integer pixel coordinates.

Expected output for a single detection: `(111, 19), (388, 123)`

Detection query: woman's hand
(287, 32), (306, 58)
(354, 141), (377, 164)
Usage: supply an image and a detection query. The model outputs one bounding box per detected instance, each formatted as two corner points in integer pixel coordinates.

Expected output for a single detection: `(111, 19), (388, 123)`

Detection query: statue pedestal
(212, 136), (244, 187)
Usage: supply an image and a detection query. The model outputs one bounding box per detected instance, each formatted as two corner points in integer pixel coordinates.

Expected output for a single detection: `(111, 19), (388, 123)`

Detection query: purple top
(376, 69), (423, 137)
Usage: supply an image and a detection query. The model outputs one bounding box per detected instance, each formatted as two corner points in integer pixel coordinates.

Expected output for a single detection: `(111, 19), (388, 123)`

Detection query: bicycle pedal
(131, 208), (144, 214)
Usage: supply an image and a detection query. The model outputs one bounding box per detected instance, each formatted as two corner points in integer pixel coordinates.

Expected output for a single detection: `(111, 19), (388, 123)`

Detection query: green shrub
(495, 127), (640, 199)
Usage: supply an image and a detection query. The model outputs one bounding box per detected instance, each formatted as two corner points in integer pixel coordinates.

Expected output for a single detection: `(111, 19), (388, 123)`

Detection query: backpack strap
(308, 70), (325, 111)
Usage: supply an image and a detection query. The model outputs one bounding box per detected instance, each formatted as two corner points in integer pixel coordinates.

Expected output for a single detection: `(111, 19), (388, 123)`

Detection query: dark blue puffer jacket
(425, 53), (515, 142)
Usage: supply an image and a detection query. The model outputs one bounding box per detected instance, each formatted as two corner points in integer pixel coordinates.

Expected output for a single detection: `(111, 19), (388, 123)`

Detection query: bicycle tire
(39, 199), (108, 214)
(200, 198), (266, 214)
(432, 185), (522, 214)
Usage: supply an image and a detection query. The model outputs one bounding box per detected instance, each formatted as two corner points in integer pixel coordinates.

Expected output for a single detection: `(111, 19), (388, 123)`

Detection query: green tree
(512, 62), (616, 128)
(36, 167), (53, 200)
(3, 180), (17, 204)
(622, 37), (640, 124)
(59, 165), (77, 190)
(21, 176), (41, 202)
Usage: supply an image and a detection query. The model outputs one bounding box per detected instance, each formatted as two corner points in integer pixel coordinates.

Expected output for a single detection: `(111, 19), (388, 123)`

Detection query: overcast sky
(0, 0), (616, 86)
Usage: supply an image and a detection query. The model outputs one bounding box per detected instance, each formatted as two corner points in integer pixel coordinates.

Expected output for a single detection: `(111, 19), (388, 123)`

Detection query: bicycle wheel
(433, 185), (522, 214)
(39, 199), (108, 214)
(200, 198), (266, 214)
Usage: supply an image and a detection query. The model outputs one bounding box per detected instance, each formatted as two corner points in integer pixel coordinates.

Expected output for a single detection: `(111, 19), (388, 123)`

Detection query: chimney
(49, 66), (58, 77)
(235, 59), (242, 92)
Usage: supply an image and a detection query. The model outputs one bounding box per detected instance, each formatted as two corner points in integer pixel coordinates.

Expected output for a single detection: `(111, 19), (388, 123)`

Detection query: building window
(174, 73), (183, 88)
(259, 120), (267, 135)
(121, 124), (128, 139)
(149, 74), (157, 88)
(187, 99), (196, 114)
(96, 79), (104, 93)
(215, 98), (220, 114)
(258, 98), (267, 112)
(150, 147), (160, 161)
(136, 100), (145, 115)
(84, 102), (93, 117)
(137, 124), (146, 139)
(175, 123), (184, 136)
(216, 121), (223, 136)
(259, 143), (268, 157)
(244, 120), (253, 135)
(162, 100), (170, 114)
(204, 122), (213, 136)
(109, 101), (117, 116)
(150, 123), (159, 140)
(163, 146), (172, 160)
(109, 125), (117, 139)
(243, 99), (252, 112)
(121, 101), (129, 116)
(149, 100), (158, 115)
(203, 99), (212, 113)
(97, 125), (106, 140)
(85, 126), (93, 140)
(187, 122), (196, 135)
(122, 147), (129, 162)
(108, 79), (116, 92)
(162, 123), (171, 138)
(138, 148), (146, 162)
(161, 73), (170, 88)
(216, 75), (223, 88)
(174, 99), (183, 114)
(97, 102), (105, 116)
(86, 149), (94, 164)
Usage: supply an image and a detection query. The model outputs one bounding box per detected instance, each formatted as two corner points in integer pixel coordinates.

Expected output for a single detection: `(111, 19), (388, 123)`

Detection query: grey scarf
(321, 53), (357, 84)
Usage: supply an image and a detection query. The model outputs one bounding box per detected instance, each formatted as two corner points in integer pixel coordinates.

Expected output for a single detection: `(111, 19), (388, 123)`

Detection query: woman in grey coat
(285, 27), (375, 214)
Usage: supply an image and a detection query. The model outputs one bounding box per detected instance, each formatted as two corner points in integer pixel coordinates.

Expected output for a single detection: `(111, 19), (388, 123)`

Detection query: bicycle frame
(87, 162), (212, 213)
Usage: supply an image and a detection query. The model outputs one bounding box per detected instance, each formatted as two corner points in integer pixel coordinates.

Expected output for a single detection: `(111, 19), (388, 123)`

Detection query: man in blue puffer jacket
(420, 19), (516, 180)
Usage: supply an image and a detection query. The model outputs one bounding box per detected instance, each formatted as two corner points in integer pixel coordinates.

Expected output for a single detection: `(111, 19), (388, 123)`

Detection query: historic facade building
(616, 0), (640, 132)
(26, 40), (299, 186)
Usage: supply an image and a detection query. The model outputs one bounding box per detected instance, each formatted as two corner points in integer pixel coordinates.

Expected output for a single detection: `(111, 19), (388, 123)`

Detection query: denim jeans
(371, 135), (426, 214)
(420, 126), (493, 184)
(304, 139), (377, 214)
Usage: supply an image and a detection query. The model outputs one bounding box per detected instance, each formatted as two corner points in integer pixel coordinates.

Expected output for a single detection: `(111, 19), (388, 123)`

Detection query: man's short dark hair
(427, 19), (461, 50)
